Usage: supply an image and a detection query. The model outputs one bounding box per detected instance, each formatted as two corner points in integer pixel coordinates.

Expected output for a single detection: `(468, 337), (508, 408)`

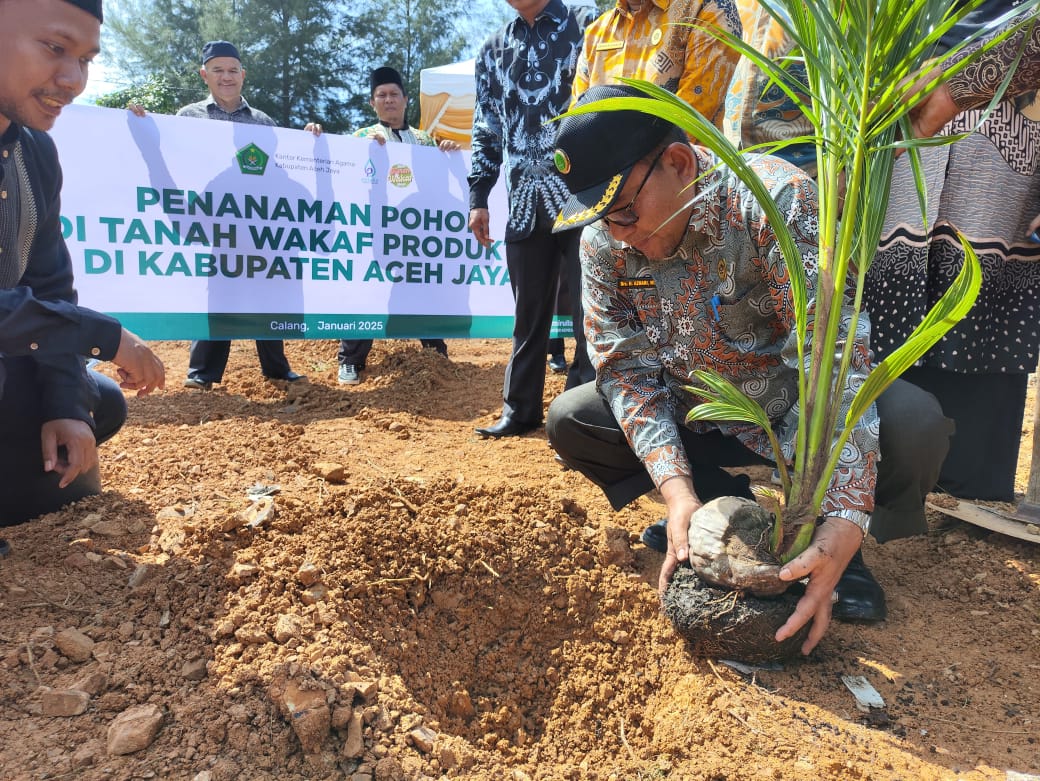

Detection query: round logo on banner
(388, 164), (414, 187)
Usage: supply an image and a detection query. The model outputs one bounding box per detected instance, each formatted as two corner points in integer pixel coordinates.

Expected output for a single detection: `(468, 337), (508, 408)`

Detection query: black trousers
(500, 215), (593, 423)
(338, 338), (447, 369)
(187, 339), (292, 383)
(546, 379), (953, 543)
(902, 366), (1025, 502)
(0, 358), (127, 526)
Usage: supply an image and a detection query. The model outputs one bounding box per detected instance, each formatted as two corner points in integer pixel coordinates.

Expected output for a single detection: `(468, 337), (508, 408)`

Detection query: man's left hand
(775, 516), (864, 654)
(304, 122), (323, 136)
(40, 419), (98, 488)
(437, 139), (461, 152)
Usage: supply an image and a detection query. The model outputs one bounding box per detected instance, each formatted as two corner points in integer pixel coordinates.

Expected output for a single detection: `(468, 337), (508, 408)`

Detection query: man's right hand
(112, 328), (165, 395)
(657, 476), (703, 592)
(469, 208), (492, 248)
(41, 419), (98, 488)
(127, 104), (147, 117)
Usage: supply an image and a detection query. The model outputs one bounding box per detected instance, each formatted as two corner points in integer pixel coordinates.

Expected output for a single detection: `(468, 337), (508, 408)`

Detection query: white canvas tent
(419, 59), (475, 149)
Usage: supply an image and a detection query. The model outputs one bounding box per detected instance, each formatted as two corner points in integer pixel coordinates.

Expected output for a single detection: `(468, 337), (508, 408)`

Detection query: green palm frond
(847, 236), (982, 426)
(685, 370), (792, 497)
(567, 0), (1039, 546)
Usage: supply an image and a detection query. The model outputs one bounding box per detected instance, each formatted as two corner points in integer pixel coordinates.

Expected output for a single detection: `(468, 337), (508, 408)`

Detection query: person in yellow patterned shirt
(570, 0), (743, 129)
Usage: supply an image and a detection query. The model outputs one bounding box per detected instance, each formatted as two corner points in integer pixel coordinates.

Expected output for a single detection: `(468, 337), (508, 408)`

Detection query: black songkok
(61, 0), (103, 22)
(369, 66), (404, 98)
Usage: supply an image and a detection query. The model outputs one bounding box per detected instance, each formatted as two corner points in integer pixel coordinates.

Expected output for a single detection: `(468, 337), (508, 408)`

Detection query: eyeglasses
(602, 147), (665, 227)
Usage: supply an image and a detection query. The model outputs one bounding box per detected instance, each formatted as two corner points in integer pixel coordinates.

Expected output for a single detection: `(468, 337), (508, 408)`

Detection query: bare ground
(0, 338), (1037, 781)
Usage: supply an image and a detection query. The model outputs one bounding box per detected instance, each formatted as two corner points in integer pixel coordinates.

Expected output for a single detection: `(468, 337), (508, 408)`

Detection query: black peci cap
(202, 40), (241, 64)
(62, 0), (103, 22)
(552, 85), (676, 232)
(370, 66), (405, 97)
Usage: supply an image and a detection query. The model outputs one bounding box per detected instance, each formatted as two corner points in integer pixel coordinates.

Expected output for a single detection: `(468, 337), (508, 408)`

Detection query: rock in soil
(107, 703), (164, 755)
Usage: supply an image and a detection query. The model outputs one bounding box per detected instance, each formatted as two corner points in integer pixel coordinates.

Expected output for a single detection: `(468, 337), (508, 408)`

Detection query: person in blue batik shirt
(468, 0), (597, 438)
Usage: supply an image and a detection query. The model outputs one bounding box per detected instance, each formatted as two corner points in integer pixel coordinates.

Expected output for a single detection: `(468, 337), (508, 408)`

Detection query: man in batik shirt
(547, 86), (953, 654)
(468, 0), (596, 438)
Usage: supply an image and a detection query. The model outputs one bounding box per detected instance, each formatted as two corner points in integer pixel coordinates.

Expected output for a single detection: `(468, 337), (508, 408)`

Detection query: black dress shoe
(641, 519), (668, 553)
(183, 377), (213, 391)
(833, 549), (887, 623)
(267, 371), (305, 382)
(0, 538), (10, 557)
(548, 354), (567, 374)
(475, 416), (540, 438)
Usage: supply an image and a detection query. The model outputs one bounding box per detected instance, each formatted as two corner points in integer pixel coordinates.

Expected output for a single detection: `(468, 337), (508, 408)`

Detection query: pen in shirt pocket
(710, 294), (721, 322)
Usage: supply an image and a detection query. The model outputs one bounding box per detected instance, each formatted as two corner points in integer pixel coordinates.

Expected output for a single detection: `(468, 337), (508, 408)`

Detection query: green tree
(100, 0), (352, 132)
(231, 0), (350, 130)
(101, 0), (207, 108)
(339, 0), (469, 129)
(93, 74), (181, 115)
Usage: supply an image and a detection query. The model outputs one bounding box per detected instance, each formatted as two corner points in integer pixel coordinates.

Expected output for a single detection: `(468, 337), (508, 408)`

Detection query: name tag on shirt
(595, 41), (625, 51)
(619, 277), (655, 289)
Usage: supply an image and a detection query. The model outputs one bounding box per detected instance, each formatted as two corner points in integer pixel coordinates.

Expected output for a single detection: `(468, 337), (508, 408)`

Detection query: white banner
(48, 104), (543, 341)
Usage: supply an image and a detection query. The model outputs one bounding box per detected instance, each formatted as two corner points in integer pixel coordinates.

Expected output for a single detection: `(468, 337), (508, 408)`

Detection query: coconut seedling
(564, 0), (1037, 658)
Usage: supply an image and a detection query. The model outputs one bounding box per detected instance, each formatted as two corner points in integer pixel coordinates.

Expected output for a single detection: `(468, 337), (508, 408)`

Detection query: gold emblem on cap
(554, 149), (571, 174)
(651, 28), (663, 45)
(552, 172), (625, 230)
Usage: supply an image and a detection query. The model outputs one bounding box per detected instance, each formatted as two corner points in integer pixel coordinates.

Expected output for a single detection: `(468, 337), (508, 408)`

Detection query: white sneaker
(338, 364), (360, 385)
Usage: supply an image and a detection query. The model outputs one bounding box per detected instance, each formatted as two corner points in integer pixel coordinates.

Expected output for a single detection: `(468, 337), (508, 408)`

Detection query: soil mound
(1, 339), (1037, 780)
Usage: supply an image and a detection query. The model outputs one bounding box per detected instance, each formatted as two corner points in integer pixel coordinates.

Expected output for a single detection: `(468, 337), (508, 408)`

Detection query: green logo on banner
(236, 142), (269, 176)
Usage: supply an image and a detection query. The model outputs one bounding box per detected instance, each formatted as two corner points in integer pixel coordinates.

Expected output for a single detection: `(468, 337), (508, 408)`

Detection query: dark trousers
(501, 215), (592, 423)
(546, 379), (953, 543)
(338, 338), (447, 369)
(548, 244), (595, 389)
(187, 339), (292, 383)
(559, 226), (595, 391)
(902, 366), (1025, 502)
(0, 358), (127, 526)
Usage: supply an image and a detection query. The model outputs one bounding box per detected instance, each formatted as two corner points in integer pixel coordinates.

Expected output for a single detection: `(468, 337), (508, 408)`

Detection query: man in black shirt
(0, 0), (165, 529)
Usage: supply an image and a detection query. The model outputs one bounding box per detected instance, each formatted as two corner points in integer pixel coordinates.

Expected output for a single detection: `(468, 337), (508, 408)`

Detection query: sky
(75, 0), (585, 107)
(77, 60), (118, 105)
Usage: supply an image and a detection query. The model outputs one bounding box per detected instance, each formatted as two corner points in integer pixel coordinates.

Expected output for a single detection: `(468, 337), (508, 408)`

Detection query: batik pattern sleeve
(581, 225), (693, 488)
(570, 0), (743, 130)
(673, 0), (743, 128)
(467, 41), (503, 212)
(947, 16), (1040, 109)
(413, 128), (438, 147)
